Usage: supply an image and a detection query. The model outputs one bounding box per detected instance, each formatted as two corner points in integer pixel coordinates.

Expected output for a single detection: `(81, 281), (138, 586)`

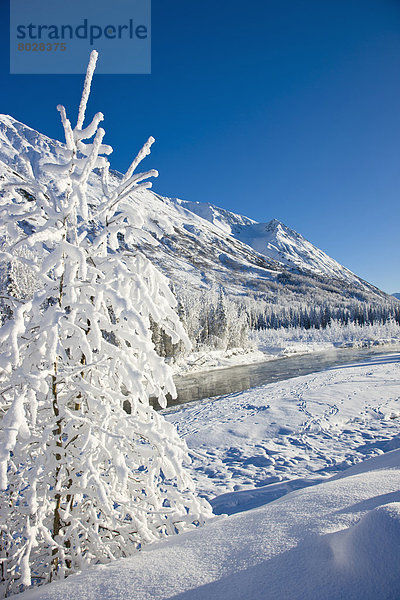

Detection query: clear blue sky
(1, 0), (399, 293)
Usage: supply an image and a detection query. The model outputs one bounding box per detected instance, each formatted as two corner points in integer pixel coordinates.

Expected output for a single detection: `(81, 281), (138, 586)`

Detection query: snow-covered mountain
(172, 199), (362, 284)
(0, 115), (393, 310)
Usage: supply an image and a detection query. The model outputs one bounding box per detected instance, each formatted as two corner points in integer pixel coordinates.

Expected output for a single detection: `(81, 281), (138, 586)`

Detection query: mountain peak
(167, 199), (362, 285)
(267, 218), (282, 226)
(265, 218), (286, 232)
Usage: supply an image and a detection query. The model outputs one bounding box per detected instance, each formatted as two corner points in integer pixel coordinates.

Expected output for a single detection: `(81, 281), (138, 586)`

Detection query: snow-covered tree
(0, 51), (212, 597)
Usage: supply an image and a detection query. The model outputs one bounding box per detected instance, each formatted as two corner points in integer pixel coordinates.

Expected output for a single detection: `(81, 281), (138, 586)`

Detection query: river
(165, 344), (400, 408)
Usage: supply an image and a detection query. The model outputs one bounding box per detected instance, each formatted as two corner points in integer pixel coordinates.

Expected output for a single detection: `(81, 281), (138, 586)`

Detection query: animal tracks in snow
(166, 353), (400, 501)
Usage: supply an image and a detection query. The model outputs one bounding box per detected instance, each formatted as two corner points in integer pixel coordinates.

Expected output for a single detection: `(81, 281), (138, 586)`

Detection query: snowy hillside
(233, 218), (361, 282)
(0, 114), (393, 311)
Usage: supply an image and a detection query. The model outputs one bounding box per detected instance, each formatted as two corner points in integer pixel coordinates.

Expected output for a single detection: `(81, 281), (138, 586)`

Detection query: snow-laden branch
(76, 50), (98, 130)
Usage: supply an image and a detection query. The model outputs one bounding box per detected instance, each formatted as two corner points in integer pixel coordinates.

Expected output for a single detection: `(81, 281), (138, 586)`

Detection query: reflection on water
(166, 345), (400, 408)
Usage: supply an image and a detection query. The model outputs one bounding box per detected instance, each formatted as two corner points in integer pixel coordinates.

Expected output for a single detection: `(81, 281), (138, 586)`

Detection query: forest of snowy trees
(150, 285), (400, 358)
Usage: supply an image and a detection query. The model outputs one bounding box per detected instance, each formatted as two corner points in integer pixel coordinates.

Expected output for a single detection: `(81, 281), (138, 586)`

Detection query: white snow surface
(14, 353), (400, 600)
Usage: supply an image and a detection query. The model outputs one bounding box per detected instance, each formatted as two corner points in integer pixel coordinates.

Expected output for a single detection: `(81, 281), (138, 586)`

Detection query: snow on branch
(76, 49), (99, 130)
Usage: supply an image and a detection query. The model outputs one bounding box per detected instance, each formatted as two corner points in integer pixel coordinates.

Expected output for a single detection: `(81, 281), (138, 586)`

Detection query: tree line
(150, 287), (400, 357)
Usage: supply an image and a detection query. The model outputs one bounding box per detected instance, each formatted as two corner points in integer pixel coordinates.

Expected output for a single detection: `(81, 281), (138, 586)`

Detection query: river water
(168, 344), (400, 408)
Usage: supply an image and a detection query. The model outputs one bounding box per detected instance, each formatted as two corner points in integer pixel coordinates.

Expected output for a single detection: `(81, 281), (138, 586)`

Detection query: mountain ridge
(171, 197), (362, 285)
(0, 114), (394, 317)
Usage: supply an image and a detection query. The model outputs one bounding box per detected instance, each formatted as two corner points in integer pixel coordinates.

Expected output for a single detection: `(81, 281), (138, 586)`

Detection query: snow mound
(328, 502), (400, 592)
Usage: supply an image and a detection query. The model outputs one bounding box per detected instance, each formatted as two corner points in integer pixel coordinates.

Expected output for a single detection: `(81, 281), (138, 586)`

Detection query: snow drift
(13, 448), (400, 600)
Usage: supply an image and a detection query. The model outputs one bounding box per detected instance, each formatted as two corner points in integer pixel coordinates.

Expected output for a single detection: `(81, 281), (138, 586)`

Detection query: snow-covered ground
(16, 451), (400, 600)
(14, 351), (400, 600)
(170, 347), (265, 375)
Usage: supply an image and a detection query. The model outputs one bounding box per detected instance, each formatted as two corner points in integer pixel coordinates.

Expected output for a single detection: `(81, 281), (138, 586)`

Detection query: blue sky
(1, 0), (399, 293)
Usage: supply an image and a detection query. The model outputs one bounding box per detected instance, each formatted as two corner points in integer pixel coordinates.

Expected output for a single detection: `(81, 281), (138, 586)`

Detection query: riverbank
(171, 345), (400, 407)
(170, 321), (400, 375)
